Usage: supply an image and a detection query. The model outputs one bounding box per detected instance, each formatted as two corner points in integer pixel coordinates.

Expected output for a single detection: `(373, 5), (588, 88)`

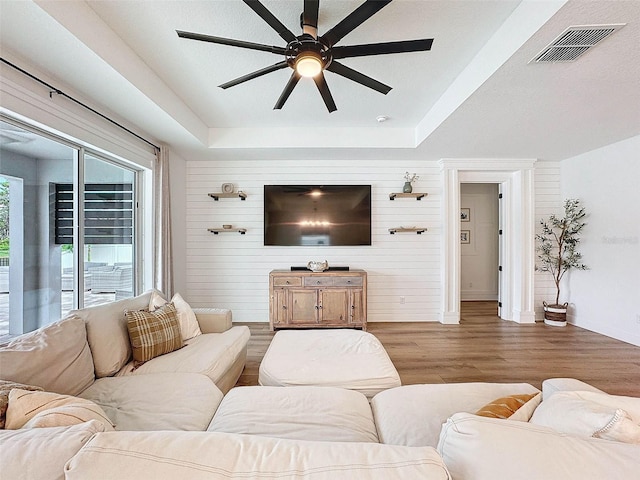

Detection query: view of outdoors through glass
(0, 120), (136, 337)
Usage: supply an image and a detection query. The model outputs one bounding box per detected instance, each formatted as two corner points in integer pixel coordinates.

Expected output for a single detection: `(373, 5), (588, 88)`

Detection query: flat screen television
(264, 185), (371, 246)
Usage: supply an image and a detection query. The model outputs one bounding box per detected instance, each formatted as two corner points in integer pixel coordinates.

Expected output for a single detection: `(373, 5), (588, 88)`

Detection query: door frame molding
(439, 159), (536, 324)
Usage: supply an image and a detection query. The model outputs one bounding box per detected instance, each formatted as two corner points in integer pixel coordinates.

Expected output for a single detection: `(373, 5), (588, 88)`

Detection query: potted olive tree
(535, 199), (588, 326)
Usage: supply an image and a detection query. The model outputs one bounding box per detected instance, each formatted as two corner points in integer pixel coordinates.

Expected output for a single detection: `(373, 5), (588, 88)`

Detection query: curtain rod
(1, 57), (160, 152)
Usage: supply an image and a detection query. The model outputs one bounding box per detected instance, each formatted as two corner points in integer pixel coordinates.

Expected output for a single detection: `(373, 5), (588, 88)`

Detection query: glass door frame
(0, 114), (147, 332)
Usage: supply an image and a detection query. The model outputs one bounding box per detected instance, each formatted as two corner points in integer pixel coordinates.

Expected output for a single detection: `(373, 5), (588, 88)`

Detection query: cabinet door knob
(285, 281), (290, 285)
(351, 305), (355, 309)
(316, 281), (321, 285)
(282, 305), (287, 309)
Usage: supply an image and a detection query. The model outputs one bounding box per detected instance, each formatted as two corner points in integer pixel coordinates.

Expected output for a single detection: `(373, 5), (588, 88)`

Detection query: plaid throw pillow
(126, 302), (183, 368)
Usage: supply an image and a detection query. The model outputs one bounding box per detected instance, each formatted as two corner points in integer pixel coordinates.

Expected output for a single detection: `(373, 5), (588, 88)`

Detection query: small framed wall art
(460, 208), (470, 222)
(461, 230), (471, 244)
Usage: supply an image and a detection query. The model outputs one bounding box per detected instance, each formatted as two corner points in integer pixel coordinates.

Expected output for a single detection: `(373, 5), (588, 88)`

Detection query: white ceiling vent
(531, 24), (625, 63)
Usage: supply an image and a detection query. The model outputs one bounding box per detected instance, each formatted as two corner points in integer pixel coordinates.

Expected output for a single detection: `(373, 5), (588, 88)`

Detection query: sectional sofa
(1, 292), (639, 479)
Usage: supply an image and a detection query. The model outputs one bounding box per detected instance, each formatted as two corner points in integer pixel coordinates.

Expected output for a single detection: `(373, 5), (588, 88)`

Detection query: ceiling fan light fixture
(295, 52), (323, 78)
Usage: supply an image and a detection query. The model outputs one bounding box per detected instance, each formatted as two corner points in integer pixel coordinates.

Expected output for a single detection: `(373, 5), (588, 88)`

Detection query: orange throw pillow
(475, 393), (539, 419)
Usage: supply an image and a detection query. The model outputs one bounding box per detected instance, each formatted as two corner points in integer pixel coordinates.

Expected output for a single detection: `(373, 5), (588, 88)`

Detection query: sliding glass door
(81, 154), (136, 307)
(0, 118), (144, 336)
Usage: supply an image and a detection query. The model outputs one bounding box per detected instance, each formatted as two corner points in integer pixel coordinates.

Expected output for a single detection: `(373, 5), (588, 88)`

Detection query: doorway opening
(460, 183), (500, 323)
(439, 159), (536, 325)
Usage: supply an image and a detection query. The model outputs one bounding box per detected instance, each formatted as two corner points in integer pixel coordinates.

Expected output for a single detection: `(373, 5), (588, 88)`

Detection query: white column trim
(438, 159), (537, 324)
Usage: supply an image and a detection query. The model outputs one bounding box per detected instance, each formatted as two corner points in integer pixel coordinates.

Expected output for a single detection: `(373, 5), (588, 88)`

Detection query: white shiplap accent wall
(186, 159), (441, 323)
(533, 161), (562, 318)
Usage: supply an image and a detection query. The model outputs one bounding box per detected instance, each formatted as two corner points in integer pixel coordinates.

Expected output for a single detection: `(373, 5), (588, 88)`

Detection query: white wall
(561, 135), (640, 346)
(183, 159), (441, 323)
(460, 183), (498, 301)
(175, 158), (565, 325)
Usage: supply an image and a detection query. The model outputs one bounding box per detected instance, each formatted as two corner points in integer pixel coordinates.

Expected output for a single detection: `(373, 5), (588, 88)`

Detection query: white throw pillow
(149, 292), (202, 340)
(565, 390), (640, 422)
(6, 389), (115, 431)
(530, 391), (640, 443)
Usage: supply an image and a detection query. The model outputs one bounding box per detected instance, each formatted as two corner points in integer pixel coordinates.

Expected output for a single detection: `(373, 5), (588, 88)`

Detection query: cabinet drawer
(273, 277), (302, 287)
(304, 277), (334, 287)
(333, 277), (363, 287)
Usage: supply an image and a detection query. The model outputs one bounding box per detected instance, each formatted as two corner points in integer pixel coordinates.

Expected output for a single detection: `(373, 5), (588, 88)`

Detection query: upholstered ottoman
(258, 329), (401, 398)
(207, 385), (379, 442)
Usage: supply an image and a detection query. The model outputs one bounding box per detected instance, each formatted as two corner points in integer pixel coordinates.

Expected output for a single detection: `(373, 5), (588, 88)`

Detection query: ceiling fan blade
(176, 30), (286, 55)
(219, 61), (290, 89)
(274, 71), (302, 110)
(302, 0), (320, 37)
(321, 0), (392, 47)
(332, 38), (434, 59)
(313, 73), (337, 113)
(326, 61), (391, 94)
(243, 0), (297, 44)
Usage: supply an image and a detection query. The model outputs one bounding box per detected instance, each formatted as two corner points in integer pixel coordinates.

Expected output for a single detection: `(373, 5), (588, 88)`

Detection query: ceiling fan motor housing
(285, 35), (332, 71)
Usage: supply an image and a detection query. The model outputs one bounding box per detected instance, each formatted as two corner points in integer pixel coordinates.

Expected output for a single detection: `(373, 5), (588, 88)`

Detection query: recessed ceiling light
(376, 115), (389, 123)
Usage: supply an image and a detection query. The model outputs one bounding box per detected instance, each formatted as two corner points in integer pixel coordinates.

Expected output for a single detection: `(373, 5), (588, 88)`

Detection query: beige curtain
(154, 145), (173, 297)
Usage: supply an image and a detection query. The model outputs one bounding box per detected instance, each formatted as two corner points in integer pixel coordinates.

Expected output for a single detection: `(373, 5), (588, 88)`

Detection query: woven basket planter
(543, 302), (568, 327)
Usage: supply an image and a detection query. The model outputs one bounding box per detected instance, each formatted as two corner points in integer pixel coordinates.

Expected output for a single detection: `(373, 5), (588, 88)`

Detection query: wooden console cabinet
(269, 269), (367, 331)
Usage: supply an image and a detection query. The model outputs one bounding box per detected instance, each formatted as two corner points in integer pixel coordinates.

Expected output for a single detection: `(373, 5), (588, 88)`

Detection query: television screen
(264, 185), (371, 246)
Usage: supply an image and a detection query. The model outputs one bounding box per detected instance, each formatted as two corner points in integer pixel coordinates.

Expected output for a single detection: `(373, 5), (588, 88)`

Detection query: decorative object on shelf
(461, 230), (470, 244)
(535, 199), (588, 327)
(222, 183), (234, 193)
(307, 260), (329, 272)
(389, 227), (427, 234)
(403, 172), (419, 193)
(461, 208), (470, 222)
(388, 192), (427, 200)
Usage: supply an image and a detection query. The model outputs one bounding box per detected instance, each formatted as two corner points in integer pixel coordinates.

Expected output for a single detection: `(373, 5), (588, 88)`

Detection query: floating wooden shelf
(389, 227), (427, 235)
(208, 228), (247, 235)
(389, 192), (427, 200)
(208, 192), (247, 201)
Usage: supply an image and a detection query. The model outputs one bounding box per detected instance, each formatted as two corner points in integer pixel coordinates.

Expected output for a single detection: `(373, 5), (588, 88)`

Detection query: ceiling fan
(176, 0), (433, 112)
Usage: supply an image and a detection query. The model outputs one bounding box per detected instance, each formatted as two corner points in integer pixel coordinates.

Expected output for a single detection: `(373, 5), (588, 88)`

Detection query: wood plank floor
(235, 301), (640, 397)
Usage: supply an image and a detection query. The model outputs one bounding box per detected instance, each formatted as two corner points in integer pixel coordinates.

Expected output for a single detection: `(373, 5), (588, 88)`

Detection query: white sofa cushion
(80, 373), (223, 431)
(208, 386), (379, 442)
(530, 391), (640, 443)
(116, 326), (250, 385)
(542, 377), (605, 400)
(6, 389), (114, 431)
(71, 290), (154, 378)
(0, 315), (94, 396)
(0, 420), (106, 480)
(437, 412), (640, 480)
(64, 430), (451, 480)
(371, 382), (540, 447)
